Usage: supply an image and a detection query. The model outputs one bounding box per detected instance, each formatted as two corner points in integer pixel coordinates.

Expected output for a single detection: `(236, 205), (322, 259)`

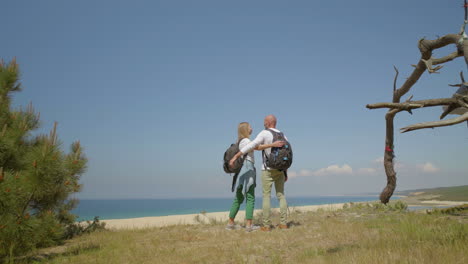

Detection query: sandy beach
(102, 203), (346, 230)
(100, 197), (468, 230)
(419, 200), (468, 206)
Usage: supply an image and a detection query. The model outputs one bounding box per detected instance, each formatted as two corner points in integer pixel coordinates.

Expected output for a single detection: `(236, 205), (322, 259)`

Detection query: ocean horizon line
(76, 194), (385, 201)
(72, 195), (388, 221)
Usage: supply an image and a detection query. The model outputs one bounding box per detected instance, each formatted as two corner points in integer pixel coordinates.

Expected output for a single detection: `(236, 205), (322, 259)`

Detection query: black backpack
(223, 139), (244, 174)
(262, 129), (293, 171)
(223, 139), (248, 192)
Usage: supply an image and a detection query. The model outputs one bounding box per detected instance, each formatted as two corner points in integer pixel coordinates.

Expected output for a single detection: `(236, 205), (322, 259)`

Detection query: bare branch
(404, 95), (414, 114)
(421, 58), (443, 73)
(391, 34), (459, 103)
(450, 71), (468, 87)
(441, 93), (468, 119)
(418, 34), (460, 55)
(455, 93), (468, 108)
(393, 66), (399, 92)
(440, 105), (458, 119)
(432, 51), (462, 66)
(462, 39), (468, 66)
(465, 0), (467, 21)
(400, 112), (468, 133)
(367, 98), (456, 110)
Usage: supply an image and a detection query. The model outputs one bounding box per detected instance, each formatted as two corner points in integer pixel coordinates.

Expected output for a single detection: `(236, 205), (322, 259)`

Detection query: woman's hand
(229, 152), (242, 168)
(229, 157), (237, 168)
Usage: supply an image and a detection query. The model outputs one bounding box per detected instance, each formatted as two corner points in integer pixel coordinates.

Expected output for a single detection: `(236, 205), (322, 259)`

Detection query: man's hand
(272, 141), (286, 148)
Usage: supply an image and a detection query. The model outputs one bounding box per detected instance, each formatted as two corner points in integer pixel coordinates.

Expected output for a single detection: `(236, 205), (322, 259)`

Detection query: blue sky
(3, 0), (467, 199)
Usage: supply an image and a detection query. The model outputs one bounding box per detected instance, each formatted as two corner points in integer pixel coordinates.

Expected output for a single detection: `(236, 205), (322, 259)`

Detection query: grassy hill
(396, 185), (468, 201)
(19, 202), (468, 264)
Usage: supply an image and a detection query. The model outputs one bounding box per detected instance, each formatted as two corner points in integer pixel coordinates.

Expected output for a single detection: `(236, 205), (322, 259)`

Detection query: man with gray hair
(230, 114), (290, 231)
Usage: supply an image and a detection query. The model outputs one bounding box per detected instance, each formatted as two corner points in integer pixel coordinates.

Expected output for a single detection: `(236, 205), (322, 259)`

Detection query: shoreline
(75, 195), (385, 222)
(96, 199), (468, 230)
(101, 203), (346, 230)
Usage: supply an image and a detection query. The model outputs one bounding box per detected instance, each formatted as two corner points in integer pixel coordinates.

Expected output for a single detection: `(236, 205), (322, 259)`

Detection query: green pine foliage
(0, 59), (88, 258)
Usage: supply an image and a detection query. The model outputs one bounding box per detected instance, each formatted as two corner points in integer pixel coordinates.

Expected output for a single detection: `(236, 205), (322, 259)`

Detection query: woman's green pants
(229, 184), (255, 220)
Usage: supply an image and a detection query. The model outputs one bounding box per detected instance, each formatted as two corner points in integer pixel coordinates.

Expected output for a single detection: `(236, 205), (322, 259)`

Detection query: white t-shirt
(239, 138), (255, 163)
(240, 128), (288, 170)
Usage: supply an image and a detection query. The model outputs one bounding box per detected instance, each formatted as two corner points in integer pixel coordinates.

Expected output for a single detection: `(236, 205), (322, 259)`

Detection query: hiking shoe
(260, 226), (271, 232)
(225, 223), (241, 230)
(278, 224), (289, 229)
(245, 225), (260, 233)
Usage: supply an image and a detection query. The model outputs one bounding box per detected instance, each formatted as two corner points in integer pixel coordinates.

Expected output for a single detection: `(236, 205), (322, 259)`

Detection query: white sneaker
(245, 225), (260, 232)
(225, 223), (241, 230)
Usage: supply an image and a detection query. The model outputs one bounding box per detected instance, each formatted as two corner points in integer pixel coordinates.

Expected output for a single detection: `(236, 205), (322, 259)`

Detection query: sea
(72, 195), (389, 221)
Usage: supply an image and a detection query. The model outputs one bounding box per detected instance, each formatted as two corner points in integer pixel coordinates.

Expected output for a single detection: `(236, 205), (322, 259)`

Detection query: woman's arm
(229, 151), (244, 168)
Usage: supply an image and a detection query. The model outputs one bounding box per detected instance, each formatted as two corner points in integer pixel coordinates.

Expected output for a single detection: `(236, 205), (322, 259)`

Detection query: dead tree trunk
(368, 34), (465, 204)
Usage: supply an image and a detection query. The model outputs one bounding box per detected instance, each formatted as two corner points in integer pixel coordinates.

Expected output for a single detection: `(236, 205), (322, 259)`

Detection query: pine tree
(0, 58), (87, 258)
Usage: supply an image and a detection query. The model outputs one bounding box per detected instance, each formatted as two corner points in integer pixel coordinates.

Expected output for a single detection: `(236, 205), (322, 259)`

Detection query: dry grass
(22, 203), (468, 264)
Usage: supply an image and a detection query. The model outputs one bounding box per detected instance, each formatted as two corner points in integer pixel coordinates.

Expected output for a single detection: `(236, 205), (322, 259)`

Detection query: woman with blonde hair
(226, 122), (284, 232)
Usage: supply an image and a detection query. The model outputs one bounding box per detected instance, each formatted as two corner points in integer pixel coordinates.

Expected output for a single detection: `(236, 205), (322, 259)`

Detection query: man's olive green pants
(262, 169), (287, 226)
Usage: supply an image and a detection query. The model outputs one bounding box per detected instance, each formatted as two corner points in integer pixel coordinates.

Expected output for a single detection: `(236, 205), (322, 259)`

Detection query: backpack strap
(262, 150), (268, 169)
(267, 128), (284, 140)
(262, 129), (278, 169)
(231, 170), (240, 192)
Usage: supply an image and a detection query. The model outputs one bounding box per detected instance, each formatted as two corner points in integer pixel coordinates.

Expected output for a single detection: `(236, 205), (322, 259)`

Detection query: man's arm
(239, 131), (267, 154)
(228, 131), (267, 168)
(229, 140), (285, 168)
(255, 141), (285, 151)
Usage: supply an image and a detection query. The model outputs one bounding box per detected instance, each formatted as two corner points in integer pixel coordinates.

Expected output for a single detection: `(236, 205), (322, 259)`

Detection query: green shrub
(63, 217), (106, 240)
(391, 200), (408, 211)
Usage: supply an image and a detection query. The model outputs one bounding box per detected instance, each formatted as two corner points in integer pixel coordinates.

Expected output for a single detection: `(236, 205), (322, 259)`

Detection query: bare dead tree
(365, 3), (468, 204)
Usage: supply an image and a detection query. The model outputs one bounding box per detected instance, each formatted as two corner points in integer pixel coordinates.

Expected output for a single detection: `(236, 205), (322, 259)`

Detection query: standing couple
(227, 114), (290, 232)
